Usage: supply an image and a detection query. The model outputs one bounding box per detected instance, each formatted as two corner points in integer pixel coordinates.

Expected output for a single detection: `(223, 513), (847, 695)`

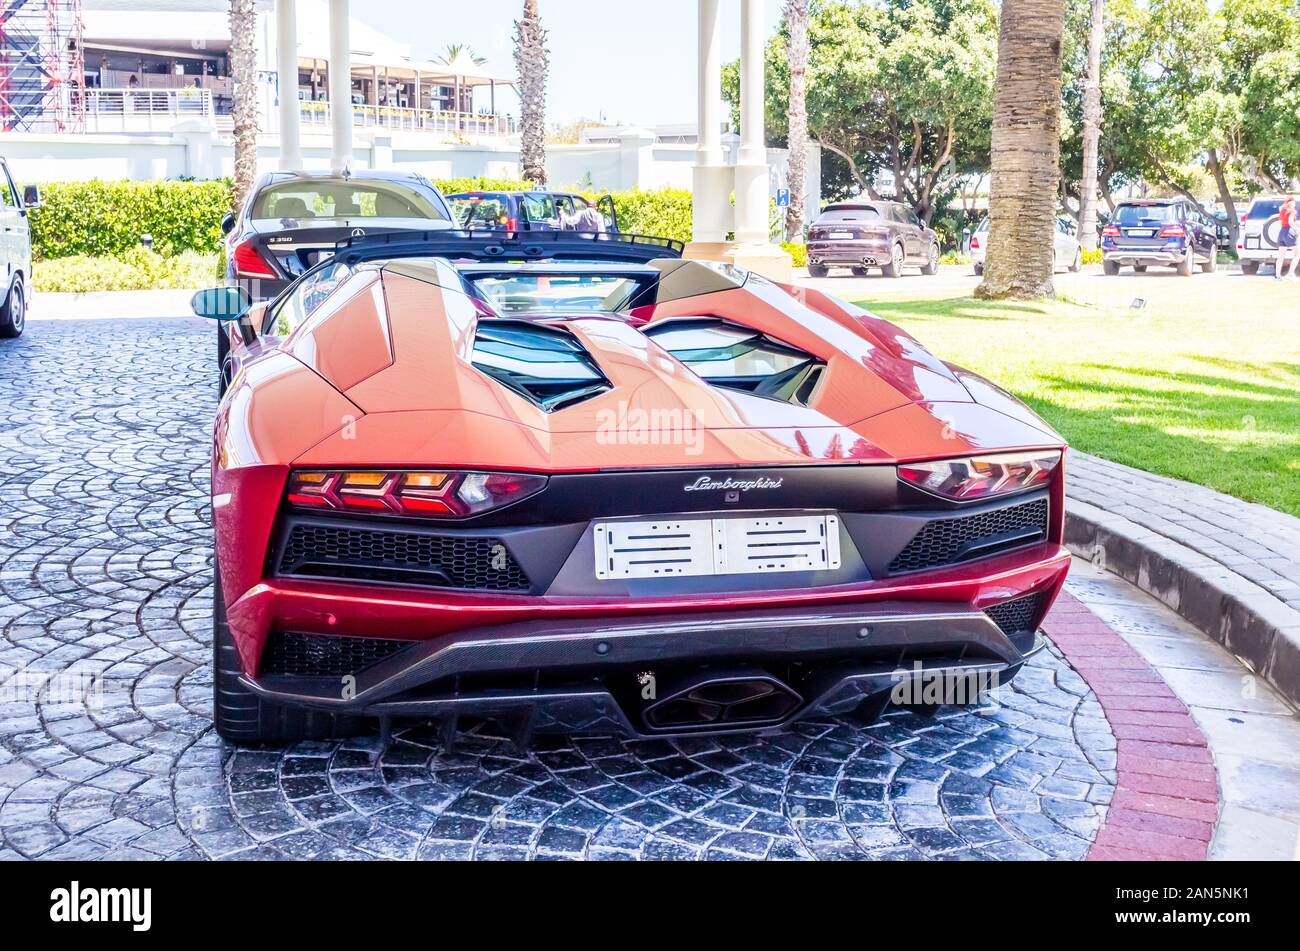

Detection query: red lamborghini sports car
(196, 231), (1069, 745)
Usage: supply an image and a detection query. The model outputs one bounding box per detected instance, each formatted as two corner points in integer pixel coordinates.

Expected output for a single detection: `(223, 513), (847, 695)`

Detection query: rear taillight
(507, 218), (519, 231)
(1158, 224), (1185, 237)
(898, 451), (1061, 502)
(969, 235), (980, 249)
(232, 240), (278, 279)
(287, 469), (547, 517)
(1102, 225), (1120, 237)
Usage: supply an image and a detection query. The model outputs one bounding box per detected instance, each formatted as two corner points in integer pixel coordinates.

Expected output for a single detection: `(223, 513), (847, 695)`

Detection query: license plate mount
(593, 515), (841, 580)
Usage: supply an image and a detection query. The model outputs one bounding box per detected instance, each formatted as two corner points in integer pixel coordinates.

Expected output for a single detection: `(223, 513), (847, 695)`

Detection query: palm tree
(975, 0), (1067, 300)
(784, 0), (810, 242)
(1078, 0), (1104, 251)
(514, 0), (548, 185)
(228, 0), (259, 213)
(437, 44), (488, 67)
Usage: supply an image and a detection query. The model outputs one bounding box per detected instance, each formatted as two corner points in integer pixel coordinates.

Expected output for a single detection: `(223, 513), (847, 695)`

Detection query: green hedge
(32, 249), (219, 293)
(29, 179), (233, 261)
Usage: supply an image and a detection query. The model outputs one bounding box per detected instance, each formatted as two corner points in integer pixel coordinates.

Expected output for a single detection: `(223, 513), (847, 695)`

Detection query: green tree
(724, 0), (997, 224)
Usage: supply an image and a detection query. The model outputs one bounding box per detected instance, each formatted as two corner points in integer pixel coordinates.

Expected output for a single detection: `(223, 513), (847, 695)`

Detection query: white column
(690, 0), (731, 245)
(276, 0), (302, 170)
(696, 0), (723, 168)
(733, 0), (769, 244)
(328, 0), (352, 172)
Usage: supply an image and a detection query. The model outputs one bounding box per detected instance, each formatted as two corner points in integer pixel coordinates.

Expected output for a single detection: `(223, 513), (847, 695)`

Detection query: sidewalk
(28, 288), (197, 321)
(1066, 452), (1300, 709)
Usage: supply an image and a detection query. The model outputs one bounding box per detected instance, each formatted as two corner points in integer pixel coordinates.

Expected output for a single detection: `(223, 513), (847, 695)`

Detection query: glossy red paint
(213, 256), (1070, 679)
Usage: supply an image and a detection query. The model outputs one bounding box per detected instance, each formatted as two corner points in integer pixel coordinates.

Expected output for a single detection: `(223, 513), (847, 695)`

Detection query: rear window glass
(252, 181), (447, 221)
(450, 195), (511, 228)
(468, 273), (646, 315)
(818, 207), (881, 223)
(1114, 203), (1175, 225)
(1248, 199), (1284, 220)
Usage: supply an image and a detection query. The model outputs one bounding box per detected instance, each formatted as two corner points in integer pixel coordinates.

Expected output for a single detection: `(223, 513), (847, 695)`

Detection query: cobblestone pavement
(0, 318), (1117, 861)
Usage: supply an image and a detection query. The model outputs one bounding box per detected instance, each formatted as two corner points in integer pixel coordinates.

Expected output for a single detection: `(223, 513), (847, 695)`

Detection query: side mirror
(220, 212), (236, 235)
(21, 184), (40, 209)
(191, 286), (251, 321)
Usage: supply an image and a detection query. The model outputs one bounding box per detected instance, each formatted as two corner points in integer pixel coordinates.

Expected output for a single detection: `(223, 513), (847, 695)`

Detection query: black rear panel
(277, 522), (531, 591)
(886, 498), (1049, 574)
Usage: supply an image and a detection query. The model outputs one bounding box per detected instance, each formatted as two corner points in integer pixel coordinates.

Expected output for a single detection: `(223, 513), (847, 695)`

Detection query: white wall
(1, 127), (821, 213)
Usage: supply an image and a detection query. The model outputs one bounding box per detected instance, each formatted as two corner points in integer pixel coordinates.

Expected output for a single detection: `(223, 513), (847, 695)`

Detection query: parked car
(192, 230), (1069, 745)
(805, 201), (940, 278)
(446, 190), (619, 233)
(1235, 195), (1286, 275)
(0, 156), (39, 339)
(969, 215), (1082, 275)
(1100, 198), (1219, 275)
(218, 169), (456, 384)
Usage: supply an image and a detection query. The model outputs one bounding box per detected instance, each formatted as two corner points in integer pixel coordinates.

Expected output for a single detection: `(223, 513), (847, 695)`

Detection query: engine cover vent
(644, 318), (826, 406)
(471, 320), (611, 411)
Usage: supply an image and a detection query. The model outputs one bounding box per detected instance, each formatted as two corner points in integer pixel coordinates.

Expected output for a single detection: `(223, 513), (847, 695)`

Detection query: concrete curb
(1065, 498), (1300, 711)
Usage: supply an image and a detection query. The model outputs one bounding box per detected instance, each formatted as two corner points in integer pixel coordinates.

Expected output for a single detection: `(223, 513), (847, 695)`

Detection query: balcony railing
(81, 88), (216, 133)
(299, 101), (516, 136)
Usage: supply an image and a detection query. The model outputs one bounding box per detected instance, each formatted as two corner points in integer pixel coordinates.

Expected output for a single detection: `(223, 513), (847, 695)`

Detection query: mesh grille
(888, 498), (1049, 574)
(985, 592), (1046, 637)
(261, 631), (413, 678)
(277, 523), (531, 591)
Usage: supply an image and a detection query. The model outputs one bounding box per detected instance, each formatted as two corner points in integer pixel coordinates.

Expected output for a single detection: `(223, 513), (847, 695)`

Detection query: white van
(0, 156), (38, 338)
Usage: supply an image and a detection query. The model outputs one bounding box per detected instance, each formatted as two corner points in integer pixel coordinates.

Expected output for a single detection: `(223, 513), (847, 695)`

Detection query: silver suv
(0, 157), (39, 339)
(1236, 195), (1286, 275)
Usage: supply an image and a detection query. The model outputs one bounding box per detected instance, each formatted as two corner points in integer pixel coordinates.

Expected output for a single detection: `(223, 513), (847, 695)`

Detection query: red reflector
(400, 497), (454, 514)
(232, 240), (278, 279)
(286, 493), (330, 507)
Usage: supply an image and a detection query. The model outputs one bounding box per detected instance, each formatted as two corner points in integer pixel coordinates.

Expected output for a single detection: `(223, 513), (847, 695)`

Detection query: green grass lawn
(854, 276), (1300, 516)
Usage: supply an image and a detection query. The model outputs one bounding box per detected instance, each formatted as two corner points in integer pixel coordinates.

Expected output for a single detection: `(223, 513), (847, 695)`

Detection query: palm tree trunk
(783, 0), (809, 242)
(514, 0), (549, 185)
(1078, 0), (1104, 251)
(975, 0), (1066, 300)
(228, 0), (259, 213)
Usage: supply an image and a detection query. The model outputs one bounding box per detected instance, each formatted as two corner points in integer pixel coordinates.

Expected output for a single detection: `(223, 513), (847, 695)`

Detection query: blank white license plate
(593, 515), (841, 580)
(1245, 236), (1260, 249)
(828, 231), (854, 239)
(1126, 229), (1156, 237)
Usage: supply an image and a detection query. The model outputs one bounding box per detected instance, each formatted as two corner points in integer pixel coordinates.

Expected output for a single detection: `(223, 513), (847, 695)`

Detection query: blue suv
(1101, 199), (1219, 276)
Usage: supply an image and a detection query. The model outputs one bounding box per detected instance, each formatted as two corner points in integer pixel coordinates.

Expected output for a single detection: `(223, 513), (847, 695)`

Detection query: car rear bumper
(230, 543), (1070, 736)
(1103, 248), (1186, 265)
(807, 240), (893, 265)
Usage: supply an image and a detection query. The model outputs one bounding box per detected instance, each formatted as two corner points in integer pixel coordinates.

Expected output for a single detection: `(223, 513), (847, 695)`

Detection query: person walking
(1275, 195), (1297, 278)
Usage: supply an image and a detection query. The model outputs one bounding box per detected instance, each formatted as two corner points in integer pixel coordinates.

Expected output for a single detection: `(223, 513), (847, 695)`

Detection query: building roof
(82, 0), (514, 85)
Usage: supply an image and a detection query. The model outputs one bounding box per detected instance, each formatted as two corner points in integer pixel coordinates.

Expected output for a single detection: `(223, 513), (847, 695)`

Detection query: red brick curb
(1041, 592), (1219, 860)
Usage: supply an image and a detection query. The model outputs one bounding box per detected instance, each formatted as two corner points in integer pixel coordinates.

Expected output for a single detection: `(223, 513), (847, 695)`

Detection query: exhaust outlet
(642, 667), (801, 732)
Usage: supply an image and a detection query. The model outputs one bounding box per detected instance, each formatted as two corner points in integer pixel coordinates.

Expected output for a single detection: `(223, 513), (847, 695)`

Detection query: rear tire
(212, 553), (366, 745)
(973, 262), (984, 276)
(850, 265), (870, 277)
(0, 279), (26, 339)
(807, 263), (828, 278)
(1177, 248), (1195, 276)
(1201, 249), (1217, 273)
(1103, 259), (1120, 275)
(920, 242), (940, 275)
(881, 243), (904, 278)
(1241, 261), (1260, 275)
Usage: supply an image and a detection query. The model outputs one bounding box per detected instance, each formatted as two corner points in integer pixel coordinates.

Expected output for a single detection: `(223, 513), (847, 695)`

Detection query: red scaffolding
(0, 0), (85, 132)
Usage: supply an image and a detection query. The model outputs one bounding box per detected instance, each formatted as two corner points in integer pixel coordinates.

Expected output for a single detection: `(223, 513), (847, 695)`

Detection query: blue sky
(352, 0), (785, 126)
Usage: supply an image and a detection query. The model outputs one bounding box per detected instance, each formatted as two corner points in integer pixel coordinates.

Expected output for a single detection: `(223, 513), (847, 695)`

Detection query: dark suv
(806, 201), (940, 278)
(446, 190), (618, 233)
(1101, 199), (1219, 275)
